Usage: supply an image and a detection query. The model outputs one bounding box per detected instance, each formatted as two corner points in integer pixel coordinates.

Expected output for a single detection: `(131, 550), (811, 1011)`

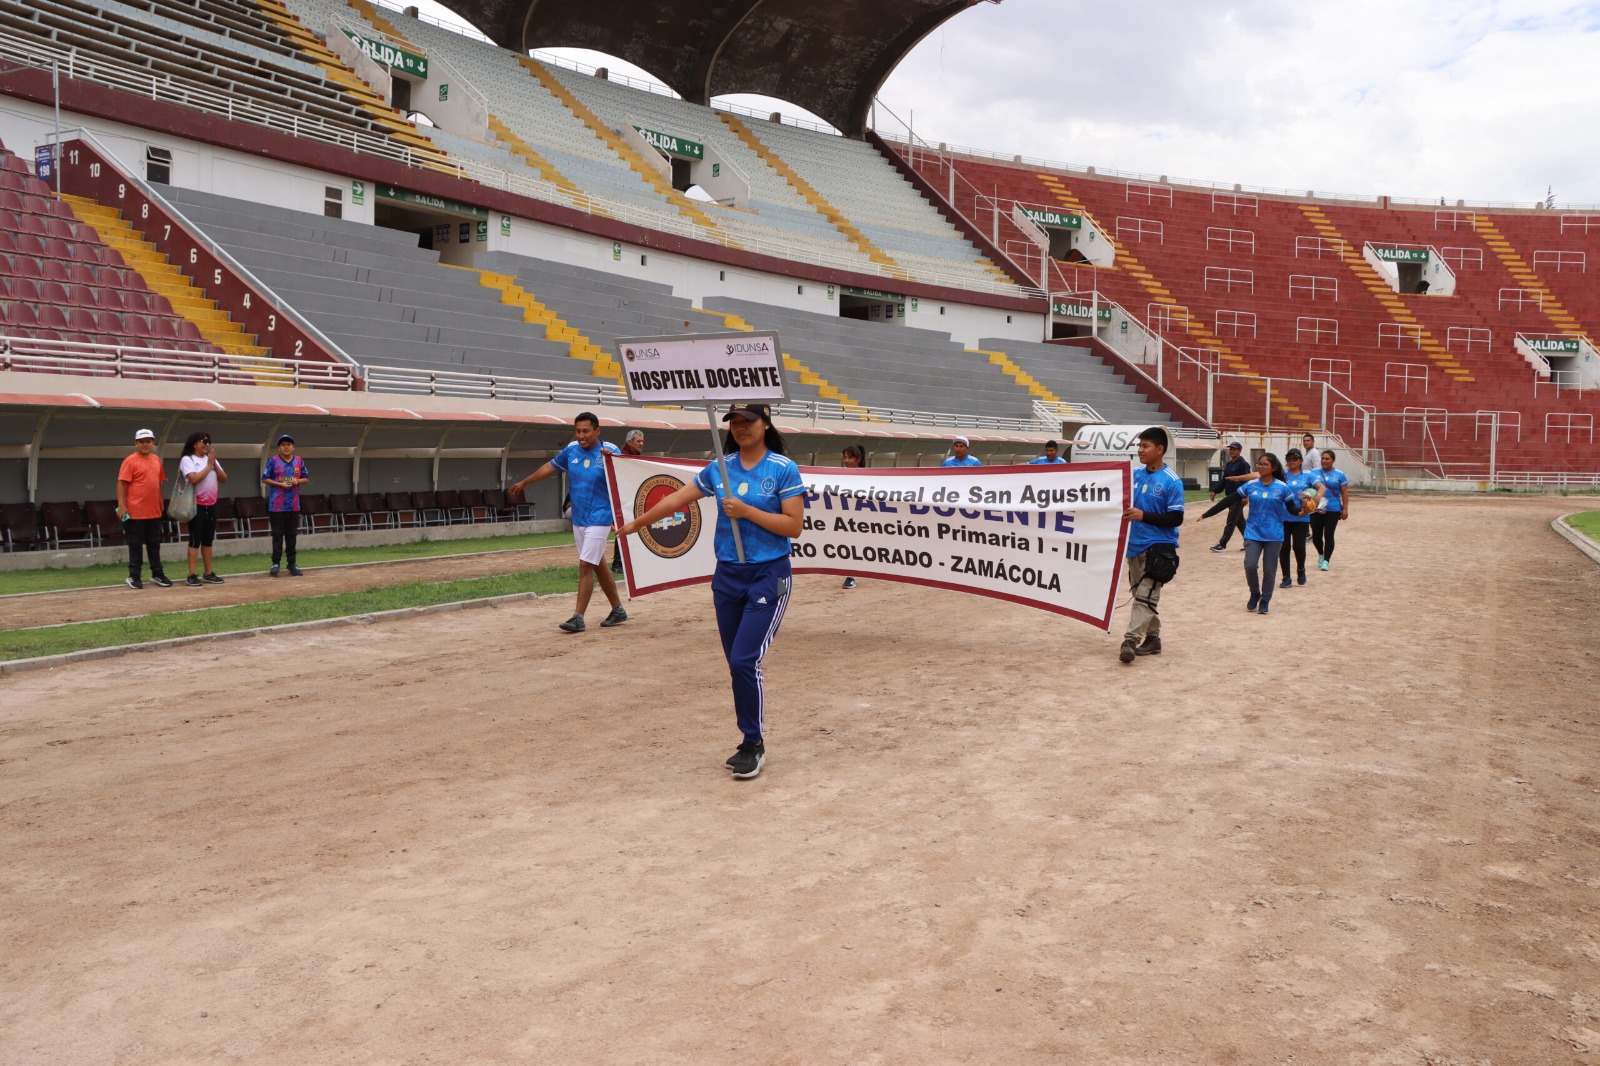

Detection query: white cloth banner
(607, 456), (1132, 630)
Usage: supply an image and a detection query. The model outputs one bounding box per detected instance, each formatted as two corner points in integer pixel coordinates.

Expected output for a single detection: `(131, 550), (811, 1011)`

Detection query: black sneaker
(203, 573), (224, 584)
(1247, 594), (1260, 612)
(610, 561), (623, 575)
(1119, 638), (1138, 664)
(186, 574), (202, 587)
(599, 605), (627, 628)
(842, 577), (857, 589)
(1278, 579), (1291, 589)
(125, 575), (143, 590)
(558, 614), (586, 633)
(727, 742), (765, 779)
(288, 566), (304, 577)
(1209, 544), (1227, 553)
(150, 574), (173, 588)
(269, 564), (280, 577)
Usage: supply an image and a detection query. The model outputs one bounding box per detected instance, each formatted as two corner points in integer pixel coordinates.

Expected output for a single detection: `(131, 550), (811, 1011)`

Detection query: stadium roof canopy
(441, 0), (998, 136)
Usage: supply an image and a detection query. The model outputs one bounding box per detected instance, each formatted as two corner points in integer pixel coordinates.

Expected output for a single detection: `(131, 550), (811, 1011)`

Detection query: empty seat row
(0, 491), (534, 552)
(0, 231), (125, 266)
(0, 277), (170, 313)
(0, 302), (204, 341)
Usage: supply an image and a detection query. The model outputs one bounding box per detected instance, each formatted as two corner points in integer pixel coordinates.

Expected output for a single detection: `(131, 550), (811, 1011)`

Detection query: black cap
(276, 434), (295, 445)
(721, 403), (771, 423)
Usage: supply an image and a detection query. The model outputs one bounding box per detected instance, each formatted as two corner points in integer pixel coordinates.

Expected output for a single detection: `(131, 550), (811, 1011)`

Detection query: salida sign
(615, 331), (787, 405)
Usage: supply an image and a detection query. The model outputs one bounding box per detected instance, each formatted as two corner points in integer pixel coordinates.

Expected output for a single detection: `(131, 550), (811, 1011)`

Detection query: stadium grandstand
(3, 0), (1599, 551)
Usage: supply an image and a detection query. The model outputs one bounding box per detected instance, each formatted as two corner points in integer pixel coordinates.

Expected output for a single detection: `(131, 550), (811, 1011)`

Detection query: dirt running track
(2, 495), (1598, 1065)
(0, 546), (576, 631)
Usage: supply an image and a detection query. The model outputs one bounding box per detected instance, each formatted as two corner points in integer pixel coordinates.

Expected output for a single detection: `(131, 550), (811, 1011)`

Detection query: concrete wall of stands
(0, 99), (1042, 351)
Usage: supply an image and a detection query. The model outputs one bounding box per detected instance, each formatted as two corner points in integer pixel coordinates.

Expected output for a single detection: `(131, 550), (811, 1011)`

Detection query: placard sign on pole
(614, 331), (788, 563)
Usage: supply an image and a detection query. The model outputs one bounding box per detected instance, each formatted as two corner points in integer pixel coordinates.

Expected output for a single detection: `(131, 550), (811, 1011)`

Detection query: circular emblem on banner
(623, 347), (636, 362)
(633, 474), (701, 558)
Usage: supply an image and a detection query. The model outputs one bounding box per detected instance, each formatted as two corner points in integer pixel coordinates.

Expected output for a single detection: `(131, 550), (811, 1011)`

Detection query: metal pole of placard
(705, 404), (746, 563)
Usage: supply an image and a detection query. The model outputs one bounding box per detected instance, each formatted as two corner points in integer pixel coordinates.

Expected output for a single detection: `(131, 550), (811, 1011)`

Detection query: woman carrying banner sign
(616, 404), (806, 780)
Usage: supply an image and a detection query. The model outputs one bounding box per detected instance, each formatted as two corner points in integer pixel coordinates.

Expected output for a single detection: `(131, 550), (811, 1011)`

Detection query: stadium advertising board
(1052, 300), (1114, 322)
(632, 127), (705, 160)
(608, 457), (1131, 629)
(1528, 337), (1581, 353)
(1069, 424), (1151, 468)
(340, 28), (428, 77)
(1021, 206), (1082, 230)
(1371, 245), (1430, 263)
(615, 331), (786, 405)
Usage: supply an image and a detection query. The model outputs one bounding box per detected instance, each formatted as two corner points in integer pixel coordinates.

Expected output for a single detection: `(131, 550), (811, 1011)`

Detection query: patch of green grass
(1566, 509), (1600, 540)
(0, 569), (580, 662)
(0, 531), (573, 596)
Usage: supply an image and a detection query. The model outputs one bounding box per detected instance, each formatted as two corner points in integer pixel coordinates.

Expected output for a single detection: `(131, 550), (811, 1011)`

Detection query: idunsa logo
(725, 340), (772, 356)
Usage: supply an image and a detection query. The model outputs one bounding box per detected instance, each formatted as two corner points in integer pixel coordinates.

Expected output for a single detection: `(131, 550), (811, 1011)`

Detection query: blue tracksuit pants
(711, 557), (792, 745)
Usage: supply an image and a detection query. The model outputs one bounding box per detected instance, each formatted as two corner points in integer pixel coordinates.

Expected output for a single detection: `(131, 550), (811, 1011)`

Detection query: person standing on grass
(611, 429), (646, 576)
(261, 434), (308, 578)
(510, 412), (626, 633)
(1209, 441), (1253, 552)
(941, 435), (982, 467)
(616, 403), (805, 780)
(179, 431), (227, 586)
(1202, 452), (1301, 614)
(1119, 427), (1185, 664)
(1277, 448), (1322, 589)
(840, 444), (866, 588)
(1311, 449), (1350, 570)
(117, 427), (171, 589)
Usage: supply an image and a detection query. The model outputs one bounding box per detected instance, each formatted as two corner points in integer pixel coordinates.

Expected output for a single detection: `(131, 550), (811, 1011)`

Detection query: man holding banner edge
(1120, 427), (1185, 664)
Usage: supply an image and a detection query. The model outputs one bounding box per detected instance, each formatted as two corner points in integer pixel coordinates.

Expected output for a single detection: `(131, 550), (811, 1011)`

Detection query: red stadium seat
(35, 304), (68, 330)
(17, 214), (47, 236)
(65, 307), (97, 332)
(13, 235), (47, 258)
(0, 189), (23, 212)
(93, 309), (124, 334)
(0, 229), (17, 254)
(66, 260), (98, 286)
(39, 245), (73, 270)
(10, 255), (43, 279)
(36, 280), (70, 304)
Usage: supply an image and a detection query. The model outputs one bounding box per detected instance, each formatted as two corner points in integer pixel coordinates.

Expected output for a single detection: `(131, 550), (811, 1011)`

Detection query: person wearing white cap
(941, 435), (982, 467)
(117, 428), (172, 588)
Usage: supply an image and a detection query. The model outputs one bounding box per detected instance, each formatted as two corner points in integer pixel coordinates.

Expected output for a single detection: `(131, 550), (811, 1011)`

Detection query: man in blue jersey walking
(510, 411), (627, 633)
(1120, 426), (1185, 663)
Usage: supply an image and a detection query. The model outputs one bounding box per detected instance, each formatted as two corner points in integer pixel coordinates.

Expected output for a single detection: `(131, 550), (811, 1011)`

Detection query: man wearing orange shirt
(117, 428), (172, 589)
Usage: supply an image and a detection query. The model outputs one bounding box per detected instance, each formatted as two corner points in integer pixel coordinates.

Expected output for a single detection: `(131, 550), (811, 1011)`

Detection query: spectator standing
(1208, 442), (1253, 552)
(1028, 440), (1067, 465)
(179, 431), (228, 586)
(1311, 450), (1350, 570)
(261, 434), (308, 577)
(611, 429), (646, 575)
(1119, 427), (1185, 664)
(116, 427), (171, 588)
(840, 444), (866, 588)
(941, 435), (982, 467)
(616, 404), (806, 779)
(510, 412), (627, 633)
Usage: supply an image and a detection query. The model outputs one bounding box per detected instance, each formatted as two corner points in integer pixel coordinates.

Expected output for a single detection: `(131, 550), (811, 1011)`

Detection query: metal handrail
(0, 336), (356, 388)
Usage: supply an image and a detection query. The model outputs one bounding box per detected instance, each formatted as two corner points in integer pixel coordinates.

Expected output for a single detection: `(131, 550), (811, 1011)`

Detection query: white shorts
(572, 524), (610, 566)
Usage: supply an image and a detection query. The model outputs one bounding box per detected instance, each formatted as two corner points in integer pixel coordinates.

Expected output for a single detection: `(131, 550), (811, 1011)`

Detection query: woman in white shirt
(179, 432), (228, 586)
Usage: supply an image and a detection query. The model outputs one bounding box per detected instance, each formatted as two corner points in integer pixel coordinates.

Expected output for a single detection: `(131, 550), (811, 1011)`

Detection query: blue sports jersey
(942, 454), (983, 467)
(552, 439), (621, 526)
(1314, 467), (1349, 512)
(1239, 478), (1299, 541)
(694, 451), (807, 563)
(1027, 456), (1067, 465)
(1281, 470), (1319, 524)
(1125, 463), (1185, 558)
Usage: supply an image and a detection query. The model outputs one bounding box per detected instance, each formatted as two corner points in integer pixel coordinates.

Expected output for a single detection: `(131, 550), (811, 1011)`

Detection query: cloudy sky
(406, 0), (1600, 206)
